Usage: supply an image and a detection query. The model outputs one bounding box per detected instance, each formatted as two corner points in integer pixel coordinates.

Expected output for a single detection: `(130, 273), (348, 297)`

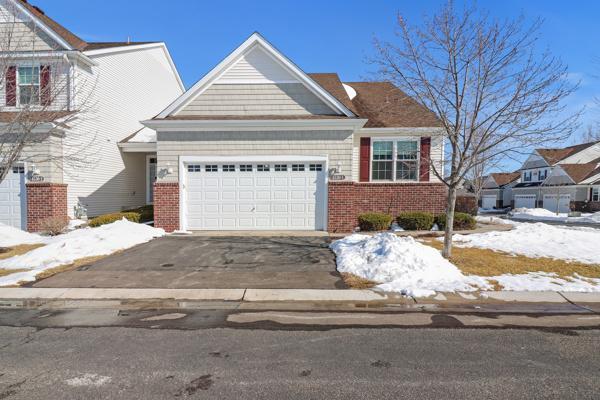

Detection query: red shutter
(40, 65), (51, 106)
(419, 137), (431, 182)
(359, 137), (371, 182)
(6, 66), (16, 106)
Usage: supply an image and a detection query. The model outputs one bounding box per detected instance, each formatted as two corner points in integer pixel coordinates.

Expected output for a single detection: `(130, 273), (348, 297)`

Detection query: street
(0, 309), (599, 399)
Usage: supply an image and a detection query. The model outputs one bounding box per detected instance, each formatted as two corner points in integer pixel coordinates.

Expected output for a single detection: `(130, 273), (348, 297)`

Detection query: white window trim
(370, 137), (420, 182)
(146, 155), (157, 204)
(16, 64), (41, 107)
(592, 186), (600, 202)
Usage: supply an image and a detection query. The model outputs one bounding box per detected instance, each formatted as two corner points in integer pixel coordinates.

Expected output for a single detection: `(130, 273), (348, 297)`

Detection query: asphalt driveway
(33, 235), (346, 289)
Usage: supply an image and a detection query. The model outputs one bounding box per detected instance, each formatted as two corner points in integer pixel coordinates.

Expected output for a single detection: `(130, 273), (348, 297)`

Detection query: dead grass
(34, 255), (109, 281)
(341, 272), (378, 289)
(0, 244), (44, 260)
(0, 268), (28, 277)
(422, 239), (600, 279)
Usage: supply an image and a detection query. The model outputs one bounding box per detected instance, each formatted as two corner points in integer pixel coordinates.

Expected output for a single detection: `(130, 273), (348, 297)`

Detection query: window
(18, 66), (40, 105)
(309, 164), (323, 171)
(593, 187), (599, 202)
(292, 164), (305, 172)
(187, 164), (201, 172)
(12, 166), (24, 174)
(539, 169), (547, 181)
(222, 165), (235, 172)
(257, 164), (270, 172)
(274, 164), (287, 172)
(371, 139), (419, 181)
(523, 171), (532, 182)
(239, 164), (252, 172)
(205, 165), (218, 172)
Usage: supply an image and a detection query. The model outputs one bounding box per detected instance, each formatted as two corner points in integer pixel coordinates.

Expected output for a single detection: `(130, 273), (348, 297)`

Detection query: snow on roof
(342, 83), (357, 100)
(127, 127), (156, 143)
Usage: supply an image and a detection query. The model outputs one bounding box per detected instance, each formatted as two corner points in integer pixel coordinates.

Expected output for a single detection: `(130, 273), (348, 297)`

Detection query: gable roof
(157, 33), (356, 119)
(12, 0), (158, 52)
(490, 172), (520, 187)
(536, 141), (600, 165)
(558, 160), (600, 184)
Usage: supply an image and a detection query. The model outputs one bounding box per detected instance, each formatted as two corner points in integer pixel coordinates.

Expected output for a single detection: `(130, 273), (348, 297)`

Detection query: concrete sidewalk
(1, 287), (599, 307)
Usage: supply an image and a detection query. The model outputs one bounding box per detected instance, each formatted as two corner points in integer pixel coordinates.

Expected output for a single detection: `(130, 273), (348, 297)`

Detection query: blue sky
(36, 0), (600, 156)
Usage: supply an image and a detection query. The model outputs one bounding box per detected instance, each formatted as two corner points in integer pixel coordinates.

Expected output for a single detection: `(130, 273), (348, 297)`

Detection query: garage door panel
(543, 194), (570, 213)
(514, 195), (536, 209)
(0, 168), (26, 230)
(185, 161), (325, 230)
(482, 196), (496, 209)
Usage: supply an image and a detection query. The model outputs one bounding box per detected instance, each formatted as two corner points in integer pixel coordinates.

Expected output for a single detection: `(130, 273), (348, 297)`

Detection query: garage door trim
(178, 155), (329, 231)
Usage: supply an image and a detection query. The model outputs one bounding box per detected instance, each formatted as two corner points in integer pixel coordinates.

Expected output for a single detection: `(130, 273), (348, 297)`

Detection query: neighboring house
(123, 33), (446, 232)
(512, 141), (600, 213)
(480, 172), (520, 209)
(0, 0), (184, 231)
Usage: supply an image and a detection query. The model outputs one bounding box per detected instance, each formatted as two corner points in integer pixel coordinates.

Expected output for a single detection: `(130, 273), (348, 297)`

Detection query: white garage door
(514, 194), (536, 209)
(184, 161), (326, 230)
(481, 195), (496, 209)
(543, 194), (570, 213)
(0, 166), (27, 230)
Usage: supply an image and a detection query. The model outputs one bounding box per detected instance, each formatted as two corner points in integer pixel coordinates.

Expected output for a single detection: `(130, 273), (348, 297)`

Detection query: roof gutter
(141, 118), (368, 132)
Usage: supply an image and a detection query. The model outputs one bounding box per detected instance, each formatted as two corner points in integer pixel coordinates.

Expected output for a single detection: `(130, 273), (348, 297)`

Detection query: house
(480, 172), (520, 209)
(122, 33), (447, 233)
(512, 141), (600, 212)
(0, 0), (184, 231)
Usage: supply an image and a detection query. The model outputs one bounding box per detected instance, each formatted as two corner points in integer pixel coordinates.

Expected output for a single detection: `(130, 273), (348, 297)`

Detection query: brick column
(154, 182), (179, 232)
(26, 183), (68, 232)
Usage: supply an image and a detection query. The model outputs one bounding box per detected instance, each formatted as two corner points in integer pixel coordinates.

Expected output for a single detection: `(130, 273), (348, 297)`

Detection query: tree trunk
(442, 185), (458, 258)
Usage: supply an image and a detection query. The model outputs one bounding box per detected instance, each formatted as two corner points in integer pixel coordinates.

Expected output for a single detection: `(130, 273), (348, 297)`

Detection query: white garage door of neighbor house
(543, 194), (571, 214)
(514, 194), (536, 209)
(481, 196), (496, 209)
(184, 161), (326, 230)
(0, 166), (27, 230)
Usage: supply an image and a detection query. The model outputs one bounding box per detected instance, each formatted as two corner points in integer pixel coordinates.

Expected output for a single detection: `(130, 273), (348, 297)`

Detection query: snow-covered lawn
(452, 222), (600, 264)
(0, 224), (46, 247)
(331, 223), (600, 297)
(509, 207), (600, 224)
(0, 219), (165, 286)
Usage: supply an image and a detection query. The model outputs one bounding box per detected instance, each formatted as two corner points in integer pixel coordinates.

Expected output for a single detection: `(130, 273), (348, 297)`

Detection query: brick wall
(456, 195), (478, 215)
(328, 182), (447, 232)
(571, 201), (600, 213)
(154, 182), (179, 232)
(26, 183), (68, 232)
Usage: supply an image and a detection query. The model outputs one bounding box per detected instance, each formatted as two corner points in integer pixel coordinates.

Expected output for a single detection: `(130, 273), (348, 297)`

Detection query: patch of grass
(34, 255), (109, 281)
(422, 239), (600, 279)
(0, 268), (28, 277)
(0, 244), (44, 260)
(341, 272), (378, 289)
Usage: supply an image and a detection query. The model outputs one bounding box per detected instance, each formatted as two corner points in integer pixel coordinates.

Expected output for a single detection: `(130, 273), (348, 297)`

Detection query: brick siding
(328, 181), (447, 232)
(26, 183), (68, 232)
(571, 201), (600, 213)
(154, 182), (179, 232)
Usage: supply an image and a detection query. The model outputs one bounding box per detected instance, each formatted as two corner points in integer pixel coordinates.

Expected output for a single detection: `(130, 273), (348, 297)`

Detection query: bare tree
(372, 2), (579, 257)
(0, 0), (95, 183)
(581, 124), (600, 143)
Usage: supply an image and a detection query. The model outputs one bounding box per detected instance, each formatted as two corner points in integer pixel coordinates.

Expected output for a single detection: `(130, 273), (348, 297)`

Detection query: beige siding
(16, 135), (63, 182)
(156, 130), (354, 183)
(351, 129), (445, 183)
(217, 46), (297, 84)
(176, 83), (336, 116)
(513, 186), (589, 202)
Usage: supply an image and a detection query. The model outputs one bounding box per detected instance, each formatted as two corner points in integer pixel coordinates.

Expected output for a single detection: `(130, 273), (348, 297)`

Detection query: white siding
(177, 83), (335, 116)
(0, 1), (64, 52)
(351, 129), (445, 183)
(560, 143), (600, 164)
(156, 130), (353, 183)
(62, 45), (183, 217)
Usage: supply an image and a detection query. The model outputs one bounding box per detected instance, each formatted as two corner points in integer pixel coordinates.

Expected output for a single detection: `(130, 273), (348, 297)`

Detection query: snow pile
(475, 215), (514, 225)
(488, 272), (600, 292)
(0, 223), (45, 247)
(580, 212), (600, 223)
(511, 207), (558, 218)
(128, 126), (156, 143)
(0, 219), (165, 286)
(330, 233), (489, 297)
(452, 222), (600, 264)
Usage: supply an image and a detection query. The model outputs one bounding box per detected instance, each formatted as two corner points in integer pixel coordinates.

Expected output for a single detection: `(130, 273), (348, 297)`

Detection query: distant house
(511, 141), (600, 213)
(480, 172), (521, 209)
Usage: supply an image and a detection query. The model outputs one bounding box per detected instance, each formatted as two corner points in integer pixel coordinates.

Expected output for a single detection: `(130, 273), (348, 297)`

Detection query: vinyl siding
(155, 130), (353, 183)
(513, 186), (589, 202)
(17, 135), (63, 182)
(0, 1), (63, 52)
(351, 128), (445, 183)
(61, 45), (183, 217)
(216, 46), (297, 84)
(177, 83), (336, 116)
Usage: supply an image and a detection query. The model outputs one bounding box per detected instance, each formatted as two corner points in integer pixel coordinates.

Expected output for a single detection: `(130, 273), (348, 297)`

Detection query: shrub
(39, 216), (69, 236)
(435, 212), (477, 230)
(396, 211), (435, 230)
(88, 212), (140, 227)
(357, 212), (393, 231)
(123, 205), (154, 223)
